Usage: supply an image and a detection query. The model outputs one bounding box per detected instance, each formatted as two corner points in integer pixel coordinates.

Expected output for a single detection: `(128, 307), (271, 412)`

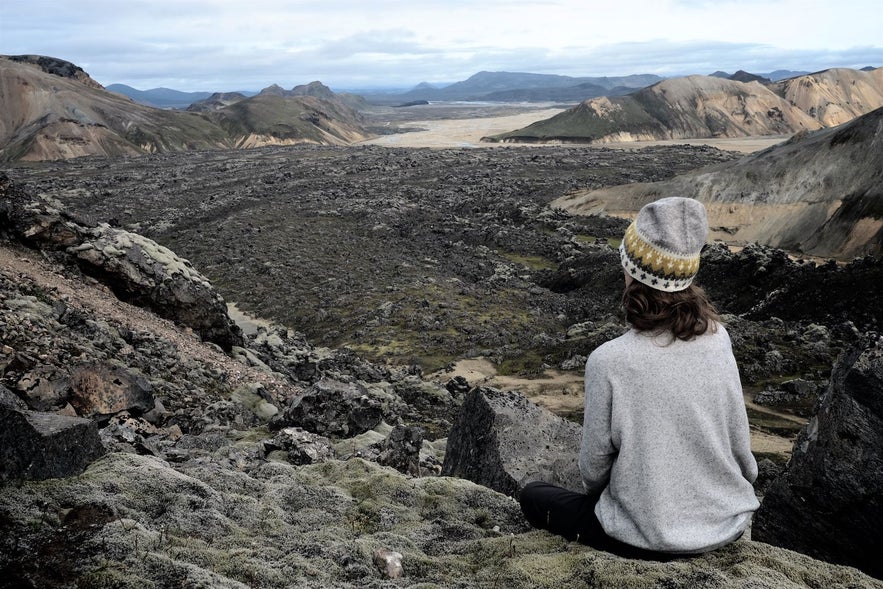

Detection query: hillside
(552, 106), (883, 259)
(485, 68), (883, 144)
(0, 56), (372, 161)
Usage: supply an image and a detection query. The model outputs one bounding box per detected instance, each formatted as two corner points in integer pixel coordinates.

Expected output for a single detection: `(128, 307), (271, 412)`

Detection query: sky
(2, 0), (882, 92)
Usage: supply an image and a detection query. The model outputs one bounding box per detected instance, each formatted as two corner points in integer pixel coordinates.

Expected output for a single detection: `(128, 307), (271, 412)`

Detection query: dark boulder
(442, 387), (582, 497)
(377, 425), (424, 476)
(274, 378), (385, 438)
(0, 385), (105, 480)
(752, 336), (883, 579)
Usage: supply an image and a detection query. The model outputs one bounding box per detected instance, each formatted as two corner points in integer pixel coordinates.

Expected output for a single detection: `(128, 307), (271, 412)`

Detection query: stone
(265, 427), (335, 465)
(372, 548), (403, 579)
(0, 175), (243, 350)
(442, 386), (582, 497)
(14, 364), (71, 411)
(68, 361), (154, 419)
(0, 387), (105, 480)
(752, 336), (883, 579)
(376, 424), (423, 476)
(275, 378), (385, 438)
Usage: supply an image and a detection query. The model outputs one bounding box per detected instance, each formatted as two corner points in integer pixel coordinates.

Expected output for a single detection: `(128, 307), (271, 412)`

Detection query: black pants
(518, 481), (680, 561)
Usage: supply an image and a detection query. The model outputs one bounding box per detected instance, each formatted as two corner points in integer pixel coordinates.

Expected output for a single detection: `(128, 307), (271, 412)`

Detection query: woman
(519, 196), (759, 559)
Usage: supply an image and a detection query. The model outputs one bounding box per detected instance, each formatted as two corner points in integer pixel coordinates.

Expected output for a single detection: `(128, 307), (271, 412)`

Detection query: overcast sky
(2, 0), (882, 92)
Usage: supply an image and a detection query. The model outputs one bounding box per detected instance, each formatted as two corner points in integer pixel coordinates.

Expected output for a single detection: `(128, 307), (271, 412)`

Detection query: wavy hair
(622, 280), (719, 341)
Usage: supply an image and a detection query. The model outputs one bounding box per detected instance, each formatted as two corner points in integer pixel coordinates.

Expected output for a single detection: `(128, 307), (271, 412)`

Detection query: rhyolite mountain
(552, 106), (883, 259)
(0, 55), (370, 161)
(485, 68), (883, 143)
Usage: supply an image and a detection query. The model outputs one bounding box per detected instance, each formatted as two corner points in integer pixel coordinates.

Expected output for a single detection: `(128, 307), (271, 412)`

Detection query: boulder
(68, 361), (154, 419)
(377, 424), (424, 476)
(274, 378), (384, 438)
(0, 385), (105, 480)
(0, 173), (242, 350)
(442, 387), (582, 497)
(752, 336), (883, 579)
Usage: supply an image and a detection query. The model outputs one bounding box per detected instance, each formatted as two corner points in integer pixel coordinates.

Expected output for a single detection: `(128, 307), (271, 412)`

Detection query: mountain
(771, 67), (883, 126)
(763, 69), (810, 81)
(552, 106), (883, 259)
(186, 91), (249, 112)
(364, 71), (663, 104)
(202, 92), (367, 148)
(485, 68), (883, 144)
(106, 84), (214, 108)
(484, 75), (822, 143)
(0, 55), (371, 161)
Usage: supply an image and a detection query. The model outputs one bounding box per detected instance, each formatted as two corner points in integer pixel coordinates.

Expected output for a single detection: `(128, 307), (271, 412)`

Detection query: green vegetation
(500, 251), (558, 271)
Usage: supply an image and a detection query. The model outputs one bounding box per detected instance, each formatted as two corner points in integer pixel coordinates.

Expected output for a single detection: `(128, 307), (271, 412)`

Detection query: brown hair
(622, 281), (719, 341)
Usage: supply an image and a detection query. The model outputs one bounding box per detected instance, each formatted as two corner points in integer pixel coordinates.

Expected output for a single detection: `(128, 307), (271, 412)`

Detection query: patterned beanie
(619, 197), (708, 292)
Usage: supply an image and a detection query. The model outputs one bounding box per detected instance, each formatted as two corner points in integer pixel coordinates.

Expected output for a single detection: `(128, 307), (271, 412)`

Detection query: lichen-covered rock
(0, 385), (105, 480)
(0, 173), (242, 350)
(0, 451), (879, 588)
(753, 336), (883, 579)
(442, 386), (582, 496)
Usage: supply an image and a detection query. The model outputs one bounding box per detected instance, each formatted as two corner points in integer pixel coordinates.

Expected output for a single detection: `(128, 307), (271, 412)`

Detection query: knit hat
(619, 197), (708, 292)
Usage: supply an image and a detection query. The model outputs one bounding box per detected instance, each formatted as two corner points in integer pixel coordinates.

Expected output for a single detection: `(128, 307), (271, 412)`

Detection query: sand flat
(359, 107), (790, 153)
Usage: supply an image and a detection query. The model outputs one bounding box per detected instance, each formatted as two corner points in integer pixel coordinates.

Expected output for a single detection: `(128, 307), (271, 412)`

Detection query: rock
(14, 364), (70, 411)
(0, 385), (105, 480)
(0, 452), (879, 588)
(442, 387), (582, 496)
(68, 361), (154, 419)
(265, 427), (335, 465)
(753, 458), (785, 496)
(372, 548), (403, 579)
(0, 175), (243, 350)
(752, 336), (883, 579)
(274, 378), (384, 438)
(376, 424), (423, 476)
(754, 378), (821, 416)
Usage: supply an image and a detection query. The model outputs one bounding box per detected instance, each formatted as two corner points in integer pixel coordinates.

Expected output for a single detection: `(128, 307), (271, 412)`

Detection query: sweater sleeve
(579, 350), (617, 493)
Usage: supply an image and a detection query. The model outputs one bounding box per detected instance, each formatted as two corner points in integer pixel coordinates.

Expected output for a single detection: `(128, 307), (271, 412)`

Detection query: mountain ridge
(485, 68), (883, 144)
(0, 56), (370, 161)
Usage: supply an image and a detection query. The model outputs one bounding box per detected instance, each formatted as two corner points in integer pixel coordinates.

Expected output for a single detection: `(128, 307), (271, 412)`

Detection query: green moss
(500, 251), (558, 271)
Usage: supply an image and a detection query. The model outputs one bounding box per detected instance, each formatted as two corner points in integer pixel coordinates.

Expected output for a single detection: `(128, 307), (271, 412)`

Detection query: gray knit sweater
(579, 324), (759, 553)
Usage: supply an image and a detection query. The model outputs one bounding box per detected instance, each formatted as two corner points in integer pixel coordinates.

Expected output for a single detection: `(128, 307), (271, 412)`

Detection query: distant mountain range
(107, 68), (850, 109)
(106, 84), (257, 109)
(485, 67), (883, 144)
(0, 55), (370, 161)
(362, 71), (665, 104)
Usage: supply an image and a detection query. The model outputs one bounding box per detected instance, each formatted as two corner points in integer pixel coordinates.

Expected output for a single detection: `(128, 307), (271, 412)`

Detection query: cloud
(2, 0), (881, 91)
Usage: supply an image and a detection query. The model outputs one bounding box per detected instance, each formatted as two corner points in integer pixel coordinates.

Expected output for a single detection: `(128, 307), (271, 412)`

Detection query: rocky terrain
(554, 106), (883, 259)
(485, 68), (883, 144)
(0, 56), (371, 161)
(2, 172), (882, 587)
